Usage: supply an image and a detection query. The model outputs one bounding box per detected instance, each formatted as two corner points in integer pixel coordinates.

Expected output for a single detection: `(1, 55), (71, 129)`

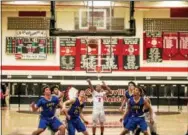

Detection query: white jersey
(92, 91), (106, 111)
(143, 96), (156, 122)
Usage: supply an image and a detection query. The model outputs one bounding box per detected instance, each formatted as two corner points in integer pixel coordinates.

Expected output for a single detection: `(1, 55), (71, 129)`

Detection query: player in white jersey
(87, 79), (112, 135)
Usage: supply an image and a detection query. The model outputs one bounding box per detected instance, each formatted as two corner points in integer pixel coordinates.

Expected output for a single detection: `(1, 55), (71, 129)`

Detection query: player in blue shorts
(120, 87), (154, 135)
(31, 85), (65, 135)
(63, 90), (89, 135)
(119, 81), (136, 134)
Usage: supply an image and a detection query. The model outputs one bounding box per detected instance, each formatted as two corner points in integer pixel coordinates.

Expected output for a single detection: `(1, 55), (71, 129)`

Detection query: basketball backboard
(50, 1), (136, 36)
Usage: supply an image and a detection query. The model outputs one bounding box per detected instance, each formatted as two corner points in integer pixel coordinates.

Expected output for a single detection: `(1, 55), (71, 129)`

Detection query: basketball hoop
(87, 38), (98, 48)
(88, 26), (97, 33)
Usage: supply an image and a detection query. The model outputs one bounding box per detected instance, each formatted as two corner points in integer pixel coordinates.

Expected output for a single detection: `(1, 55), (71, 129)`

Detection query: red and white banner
(144, 32), (163, 62)
(123, 38), (140, 70)
(60, 47), (76, 56)
(163, 32), (178, 60)
(179, 32), (188, 58)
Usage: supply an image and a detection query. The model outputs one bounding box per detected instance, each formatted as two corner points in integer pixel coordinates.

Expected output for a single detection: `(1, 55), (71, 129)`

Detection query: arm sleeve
(36, 99), (42, 108)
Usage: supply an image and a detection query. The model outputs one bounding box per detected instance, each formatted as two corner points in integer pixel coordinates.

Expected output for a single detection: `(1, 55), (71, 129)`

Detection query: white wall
(2, 9), (59, 66)
(1, 5), (188, 70)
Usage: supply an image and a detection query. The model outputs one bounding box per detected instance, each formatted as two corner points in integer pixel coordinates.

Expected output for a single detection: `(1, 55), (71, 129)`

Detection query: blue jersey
(68, 98), (85, 119)
(129, 97), (144, 117)
(36, 96), (59, 118)
(125, 90), (133, 99)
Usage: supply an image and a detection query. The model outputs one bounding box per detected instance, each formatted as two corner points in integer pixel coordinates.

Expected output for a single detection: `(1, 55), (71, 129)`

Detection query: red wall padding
(170, 8), (188, 18)
(19, 11), (46, 17)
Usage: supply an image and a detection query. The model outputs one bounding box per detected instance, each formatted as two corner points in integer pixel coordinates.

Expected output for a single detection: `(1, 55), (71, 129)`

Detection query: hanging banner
(101, 38), (119, 71)
(123, 38), (140, 70)
(163, 32), (178, 60)
(145, 32), (163, 62)
(60, 38), (76, 70)
(179, 32), (188, 58)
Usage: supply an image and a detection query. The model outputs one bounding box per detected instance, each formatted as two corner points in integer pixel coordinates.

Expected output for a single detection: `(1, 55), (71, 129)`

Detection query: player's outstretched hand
(150, 118), (154, 125)
(84, 120), (89, 125)
(86, 78), (90, 82)
(66, 115), (71, 120)
(120, 118), (123, 122)
(102, 81), (106, 86)
(119, 106), (124, 112)
(30, 102), (35, 108)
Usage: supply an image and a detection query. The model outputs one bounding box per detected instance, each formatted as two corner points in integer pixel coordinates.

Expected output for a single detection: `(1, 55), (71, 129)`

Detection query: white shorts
(92, 110), (106, 124)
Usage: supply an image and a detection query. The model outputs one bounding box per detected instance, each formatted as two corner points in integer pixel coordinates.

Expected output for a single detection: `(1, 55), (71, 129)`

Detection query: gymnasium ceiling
(2, 1), (188, 8)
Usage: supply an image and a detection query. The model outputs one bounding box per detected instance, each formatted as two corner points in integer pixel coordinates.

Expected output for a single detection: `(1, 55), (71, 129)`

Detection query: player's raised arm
(144, 99), (154, 124)
(102, 81), (112, 95)
(86, 78), (95, 92)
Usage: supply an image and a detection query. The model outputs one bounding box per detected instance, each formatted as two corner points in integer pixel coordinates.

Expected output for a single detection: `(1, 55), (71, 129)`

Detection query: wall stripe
(1, 66), (188, 72)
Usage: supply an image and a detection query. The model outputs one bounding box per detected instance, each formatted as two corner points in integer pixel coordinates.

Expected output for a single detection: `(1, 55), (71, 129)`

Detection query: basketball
(88, 39), (98, 48)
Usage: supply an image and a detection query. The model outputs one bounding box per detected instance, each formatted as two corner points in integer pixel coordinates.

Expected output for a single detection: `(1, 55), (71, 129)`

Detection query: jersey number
(98, 98), (101, 102)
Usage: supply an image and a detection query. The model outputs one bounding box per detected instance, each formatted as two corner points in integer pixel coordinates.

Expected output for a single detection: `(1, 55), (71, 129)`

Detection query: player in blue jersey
(119, 81), (136, 112)
(119, 81), (136, 135)
(63, 90), (89, 135)
(31, 85), (65, 135)
(120, 87), (154, 135)
(135, 87), (159, 135)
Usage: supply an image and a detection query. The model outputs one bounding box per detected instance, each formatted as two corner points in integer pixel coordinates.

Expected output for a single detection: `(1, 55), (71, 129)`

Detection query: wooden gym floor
(1, 105), (188, 135)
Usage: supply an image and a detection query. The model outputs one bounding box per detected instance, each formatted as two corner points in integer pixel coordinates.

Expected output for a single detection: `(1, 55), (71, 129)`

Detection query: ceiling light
(8, 1), (47, 5)
(85, 1), (112, 7)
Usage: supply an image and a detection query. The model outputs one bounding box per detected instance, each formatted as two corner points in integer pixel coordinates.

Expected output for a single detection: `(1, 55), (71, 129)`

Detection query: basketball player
(51, 85), (64, 102)
(63, 90), (89, 135)
(87, 79), (112, 135)
(119, 81), (136, 112)
(120, 87), (154, 135)
(119, 81), (136, 135)
(31, 85), (65, 135)
(50, 85), (64, 135)
(135, 87), (158, 135)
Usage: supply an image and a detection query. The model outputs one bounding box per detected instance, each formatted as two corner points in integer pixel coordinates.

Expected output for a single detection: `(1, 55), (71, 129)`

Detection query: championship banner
(163, 32), (178, 60)
(179, 32), (188, 59)
(123, 38), (140, 70)
(60, 38), (76, 70)
(144, 32), (163, 62)
(101, 38), (119, 71)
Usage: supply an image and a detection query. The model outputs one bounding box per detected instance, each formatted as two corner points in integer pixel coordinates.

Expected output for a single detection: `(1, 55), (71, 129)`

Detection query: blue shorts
(38, 116), (63, 132)
(123, 113), (131, 127)
(125, 117), (147, 132)
(67, 117), (86, 135)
